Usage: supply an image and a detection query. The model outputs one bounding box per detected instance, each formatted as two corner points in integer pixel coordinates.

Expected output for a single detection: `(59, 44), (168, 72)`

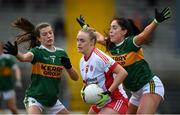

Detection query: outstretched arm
(76, 15), (107, 45)
(3, 41), (33, 62)
(134, 7), (171, 46)
(16, 52), (33, 62)
(95, 31), (107, 45)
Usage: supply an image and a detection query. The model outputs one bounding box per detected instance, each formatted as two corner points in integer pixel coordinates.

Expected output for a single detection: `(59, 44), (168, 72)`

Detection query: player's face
(38, 26), (54, 47)
(109, 20), (127, 44)
(77, 31), (93, 54)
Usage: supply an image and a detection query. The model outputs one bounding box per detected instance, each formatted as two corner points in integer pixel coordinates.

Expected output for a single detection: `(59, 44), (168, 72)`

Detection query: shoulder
(124, 36), (134, 43)
(94, 48), (109, 59)
(93, 48), (110, 63)
(55, 47), (66, 52)
(30, 46), (40, 52)
(124, 36), (141, 51)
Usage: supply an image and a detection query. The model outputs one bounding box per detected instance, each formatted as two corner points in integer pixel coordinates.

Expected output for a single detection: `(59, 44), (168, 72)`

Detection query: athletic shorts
(0, 89), (15, 100)
(129, 76), (165, 106)
(23, 97), (66, 114)
(91, 98), (128, 114)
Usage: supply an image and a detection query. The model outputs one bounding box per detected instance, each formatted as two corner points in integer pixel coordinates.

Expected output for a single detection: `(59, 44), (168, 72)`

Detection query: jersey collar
(84, 48), (95, 61)
(40, 45), (56, 52)
(115, 40), (124, 46)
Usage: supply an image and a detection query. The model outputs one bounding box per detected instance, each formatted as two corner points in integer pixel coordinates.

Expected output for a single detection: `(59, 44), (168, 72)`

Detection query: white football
(83, 84), (103, 104)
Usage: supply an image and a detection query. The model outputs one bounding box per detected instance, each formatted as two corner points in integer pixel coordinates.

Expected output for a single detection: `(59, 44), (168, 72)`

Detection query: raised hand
(76, 15), (89, 28)
(154, 7), (171, 24)
(3, 41), (18, 56)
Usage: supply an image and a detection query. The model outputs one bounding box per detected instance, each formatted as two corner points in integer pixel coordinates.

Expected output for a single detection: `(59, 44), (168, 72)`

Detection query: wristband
(153, 19), (159, 25)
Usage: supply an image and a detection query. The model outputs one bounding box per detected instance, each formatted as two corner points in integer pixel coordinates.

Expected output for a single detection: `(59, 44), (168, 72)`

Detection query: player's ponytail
(11, 17), (40, 49)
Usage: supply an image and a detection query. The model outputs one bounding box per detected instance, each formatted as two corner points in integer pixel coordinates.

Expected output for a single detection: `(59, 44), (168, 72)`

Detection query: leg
(27, 105), (41, 114)
(126, 102), (138, 114)
(6, 96), (18, 114)
(57, 108), (69, 114)
(24, 96), (44, 114)
(88, 106), (97, 114)
(137, 93), (162, 114)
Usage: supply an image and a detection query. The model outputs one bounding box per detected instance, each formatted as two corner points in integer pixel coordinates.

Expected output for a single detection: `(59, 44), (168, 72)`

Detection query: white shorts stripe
(114, 100), (123, 111)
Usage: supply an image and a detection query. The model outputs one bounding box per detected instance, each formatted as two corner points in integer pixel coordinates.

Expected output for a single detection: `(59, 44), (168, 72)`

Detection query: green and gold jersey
(0, 54), (16, 91)
(109, 36), (154, 91)
(26, 45), (67, 107)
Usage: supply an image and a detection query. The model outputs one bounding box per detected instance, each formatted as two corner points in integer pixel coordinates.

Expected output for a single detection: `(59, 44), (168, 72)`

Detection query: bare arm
(95, 31), (106, 45)
(108, 64), (128, 93)
(66, 67), (79, 81)
(3, 41), (33, 62)
(134, 7), (171, 46)
(16, 52), (33, 62)
(134, 21), (158, 46)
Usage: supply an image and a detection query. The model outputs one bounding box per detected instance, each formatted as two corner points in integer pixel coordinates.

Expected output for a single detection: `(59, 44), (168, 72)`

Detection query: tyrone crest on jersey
(85, 65), (94, 73)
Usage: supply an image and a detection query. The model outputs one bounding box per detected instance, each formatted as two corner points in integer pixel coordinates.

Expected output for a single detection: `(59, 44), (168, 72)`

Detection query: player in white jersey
(77, 27), (128, 114)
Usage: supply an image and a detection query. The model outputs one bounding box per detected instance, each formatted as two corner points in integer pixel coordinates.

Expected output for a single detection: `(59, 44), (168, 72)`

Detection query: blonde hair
(81, 27), (97, 45)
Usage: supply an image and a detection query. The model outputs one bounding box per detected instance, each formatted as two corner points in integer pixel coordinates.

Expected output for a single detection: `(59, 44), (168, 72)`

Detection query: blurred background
(0, 0), (179, 114)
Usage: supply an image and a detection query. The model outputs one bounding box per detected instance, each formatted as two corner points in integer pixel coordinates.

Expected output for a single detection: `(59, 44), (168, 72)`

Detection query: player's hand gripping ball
(81, 84), (103, 104)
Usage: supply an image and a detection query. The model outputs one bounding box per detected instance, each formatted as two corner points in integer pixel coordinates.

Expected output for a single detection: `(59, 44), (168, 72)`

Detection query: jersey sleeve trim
(133, 37), (141, 48)
(106, 62), (119, 75)
(94, 48), (109, 63)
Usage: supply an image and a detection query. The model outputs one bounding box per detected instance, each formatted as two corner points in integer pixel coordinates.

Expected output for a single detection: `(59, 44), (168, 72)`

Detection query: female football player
(3, 17), (79, 114)
(77, 27), (128, 114)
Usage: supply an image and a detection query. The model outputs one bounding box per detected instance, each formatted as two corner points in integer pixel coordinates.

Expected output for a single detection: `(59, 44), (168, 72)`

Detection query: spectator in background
(0, 41), (22, 114)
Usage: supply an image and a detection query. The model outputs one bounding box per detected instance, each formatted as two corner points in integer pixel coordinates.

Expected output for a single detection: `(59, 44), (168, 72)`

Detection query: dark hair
(105, 17), (141, 51)
(81, 27), (97, 45)
(11, 17), (51, 49)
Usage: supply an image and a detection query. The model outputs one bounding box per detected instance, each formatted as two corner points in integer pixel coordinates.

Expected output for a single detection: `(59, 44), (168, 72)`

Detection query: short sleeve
(126, 36), (141, 52)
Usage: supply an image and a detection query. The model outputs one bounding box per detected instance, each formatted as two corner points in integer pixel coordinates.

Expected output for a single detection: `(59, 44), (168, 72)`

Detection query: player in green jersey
(0, 41), (22, 114)
(76, 7), (171, 114)
(3, 18), (79, 114)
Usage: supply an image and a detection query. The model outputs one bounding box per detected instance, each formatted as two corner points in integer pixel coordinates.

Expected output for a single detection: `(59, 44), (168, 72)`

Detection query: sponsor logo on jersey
(111, 51), (144, 67)
(32, 62), (63, 78)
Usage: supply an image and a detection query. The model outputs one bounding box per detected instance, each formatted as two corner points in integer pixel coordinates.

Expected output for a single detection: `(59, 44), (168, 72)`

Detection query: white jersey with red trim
(79, 48), (127, 99)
